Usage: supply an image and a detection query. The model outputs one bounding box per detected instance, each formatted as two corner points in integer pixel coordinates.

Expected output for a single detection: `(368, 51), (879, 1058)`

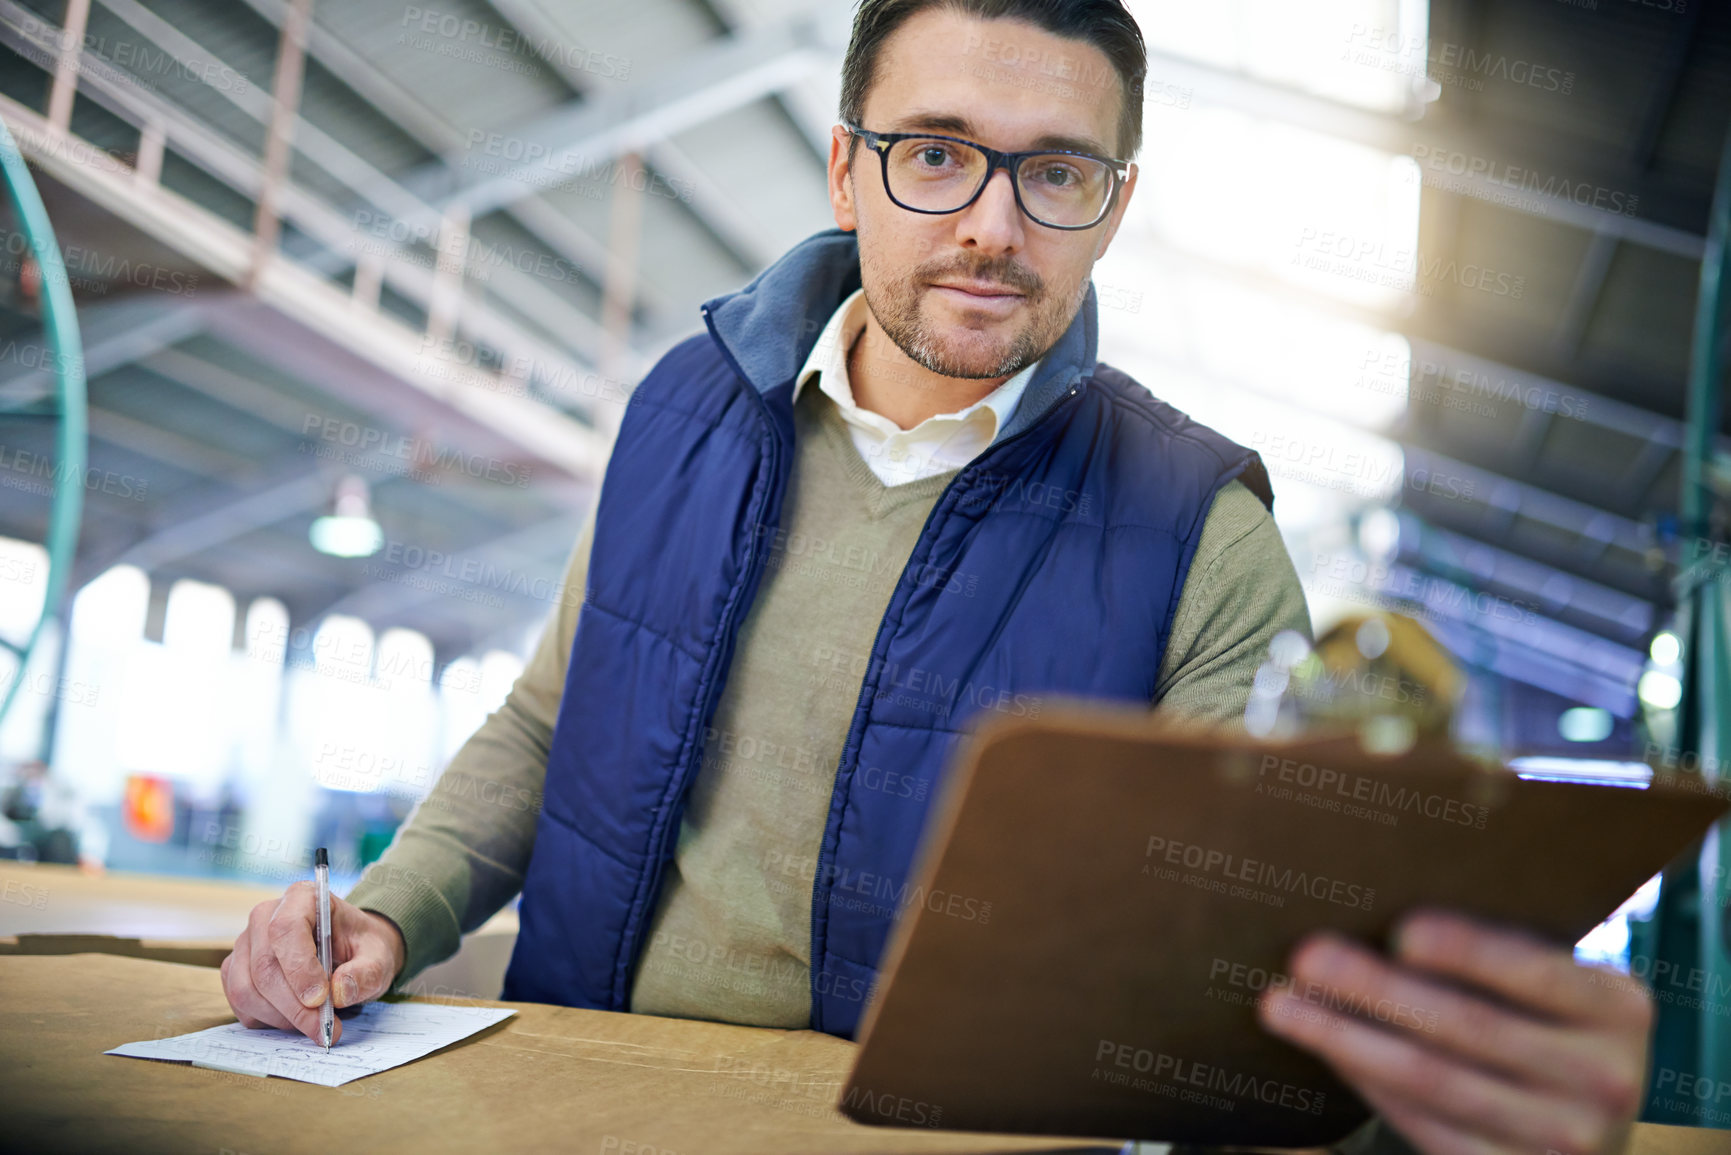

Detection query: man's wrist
(363, 907), (409, 987)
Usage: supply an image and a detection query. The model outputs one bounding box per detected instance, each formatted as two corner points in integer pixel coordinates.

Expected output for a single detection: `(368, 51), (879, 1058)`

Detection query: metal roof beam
(302, 510), (584, 628)
(0, 5), (615, 441)
(1401, 445), (1652, 561)
(68, 461), (328, 590)
(470, 0), (795, 269)
(1422, 611), (1639, 716)
(0, 88), (608, 482)
(1401, 339), (1688, 456)
(1552, 5), (1703, 357)
(227, 0), (644, 337)
(222, 1), (831, 303)
(0, 293), (218, 413)
(88, 402), (257, 477)
(1394, 512), (1655, 642)
(402, 17), (829, 221)
(135, 346), (325, 436)
(1136, 45), (1708, 260)
(230, 0), (676, 327)
(75, 0), (610, 364)
(63, 338), (591, 593)
(1119, 236), (1721, 487)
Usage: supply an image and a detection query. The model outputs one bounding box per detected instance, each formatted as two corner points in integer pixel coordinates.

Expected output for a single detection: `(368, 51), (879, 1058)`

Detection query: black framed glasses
(844, 122), (1130, 231)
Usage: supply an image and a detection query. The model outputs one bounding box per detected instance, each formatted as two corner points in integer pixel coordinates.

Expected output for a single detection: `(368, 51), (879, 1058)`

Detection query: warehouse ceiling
(0, 0), (1725, 710)
(1395, 0), (1731, 714)
(0, 0), (842, 659)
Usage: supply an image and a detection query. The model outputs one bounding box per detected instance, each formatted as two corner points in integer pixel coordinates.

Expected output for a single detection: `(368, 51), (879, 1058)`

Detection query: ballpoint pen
(315, 847), (333, 1052)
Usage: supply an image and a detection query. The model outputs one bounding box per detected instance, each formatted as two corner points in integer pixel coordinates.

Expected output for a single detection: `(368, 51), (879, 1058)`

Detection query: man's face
(829, 9), (1138, 382)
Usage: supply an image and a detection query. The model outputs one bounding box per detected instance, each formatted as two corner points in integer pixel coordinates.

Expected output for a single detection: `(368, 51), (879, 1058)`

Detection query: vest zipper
(806, 377), (1088, 1033)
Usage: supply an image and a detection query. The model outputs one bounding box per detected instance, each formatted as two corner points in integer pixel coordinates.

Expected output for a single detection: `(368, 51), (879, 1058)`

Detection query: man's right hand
(219, 881), (408, 1045)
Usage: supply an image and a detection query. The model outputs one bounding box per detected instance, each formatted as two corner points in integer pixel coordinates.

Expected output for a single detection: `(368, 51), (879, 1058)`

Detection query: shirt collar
(792, 288), (1038, 438)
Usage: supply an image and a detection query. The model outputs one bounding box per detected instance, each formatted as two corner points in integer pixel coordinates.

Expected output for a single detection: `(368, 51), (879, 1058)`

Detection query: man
(223, 2), (1651, 1150)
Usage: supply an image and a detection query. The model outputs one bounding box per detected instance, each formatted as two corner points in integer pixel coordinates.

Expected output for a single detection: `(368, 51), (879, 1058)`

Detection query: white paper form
(106, 1001), (516, 1087)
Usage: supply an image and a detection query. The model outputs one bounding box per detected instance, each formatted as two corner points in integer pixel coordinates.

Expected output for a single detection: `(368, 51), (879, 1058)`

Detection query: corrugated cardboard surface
(0, 932), (233, 967)
(0, 862), (284, 939)
(0, 861), (520, 997)
(1, 948), (1713, 1153)
(1, 954), (1125, 1154)
(1630, 1123), (1731, 1154)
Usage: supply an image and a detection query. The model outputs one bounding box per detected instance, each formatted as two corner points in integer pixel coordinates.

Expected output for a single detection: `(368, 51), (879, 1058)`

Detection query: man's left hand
(1257, 909), (1651, 1154)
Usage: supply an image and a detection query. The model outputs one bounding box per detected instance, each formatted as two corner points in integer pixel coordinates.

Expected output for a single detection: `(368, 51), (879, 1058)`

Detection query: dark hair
(839, 0), (1148, 162)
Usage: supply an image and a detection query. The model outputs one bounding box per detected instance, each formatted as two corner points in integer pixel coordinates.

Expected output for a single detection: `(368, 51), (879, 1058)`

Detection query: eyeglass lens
(884, 137), (1112, 227)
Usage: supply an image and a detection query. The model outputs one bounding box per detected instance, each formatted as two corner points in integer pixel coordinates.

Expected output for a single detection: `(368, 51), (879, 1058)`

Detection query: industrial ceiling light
(1558, 706), (1613, 743)
(310, 474), (384, 558)
(1637, 670), (1683, 712)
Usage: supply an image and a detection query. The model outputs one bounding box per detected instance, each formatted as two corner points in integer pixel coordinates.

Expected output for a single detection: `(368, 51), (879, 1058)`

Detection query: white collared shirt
(792, 288), (1039, 487)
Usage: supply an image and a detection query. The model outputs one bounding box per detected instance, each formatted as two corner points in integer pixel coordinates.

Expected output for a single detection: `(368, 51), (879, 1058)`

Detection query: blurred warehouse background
(0, 0), (1730, 1112)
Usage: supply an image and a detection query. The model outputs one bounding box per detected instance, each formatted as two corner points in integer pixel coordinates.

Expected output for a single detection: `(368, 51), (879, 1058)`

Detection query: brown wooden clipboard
(840, 703), (1730, 1148)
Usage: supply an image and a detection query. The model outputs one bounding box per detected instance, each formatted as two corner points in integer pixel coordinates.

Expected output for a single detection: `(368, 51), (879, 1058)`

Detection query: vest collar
(700, 227), (1100, 446)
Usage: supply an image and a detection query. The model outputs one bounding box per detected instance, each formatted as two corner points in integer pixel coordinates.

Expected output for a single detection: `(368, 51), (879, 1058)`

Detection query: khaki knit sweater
(345, 382), (1312, 1022)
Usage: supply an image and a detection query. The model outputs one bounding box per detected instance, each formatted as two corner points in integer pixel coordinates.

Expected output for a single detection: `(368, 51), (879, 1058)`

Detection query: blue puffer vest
(501, 228), (1273, 1038)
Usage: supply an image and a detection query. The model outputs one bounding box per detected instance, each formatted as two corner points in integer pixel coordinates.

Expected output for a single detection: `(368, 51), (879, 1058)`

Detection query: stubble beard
(862, 258), (1088, 382)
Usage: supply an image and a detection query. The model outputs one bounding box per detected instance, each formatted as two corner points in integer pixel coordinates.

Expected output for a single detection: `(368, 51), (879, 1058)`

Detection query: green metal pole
(1681, 134), (1731, 539)
(0, 114), (87, 729)
(1688, 116), (1731, 1127)
(1646, 116), (1731, 1124)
